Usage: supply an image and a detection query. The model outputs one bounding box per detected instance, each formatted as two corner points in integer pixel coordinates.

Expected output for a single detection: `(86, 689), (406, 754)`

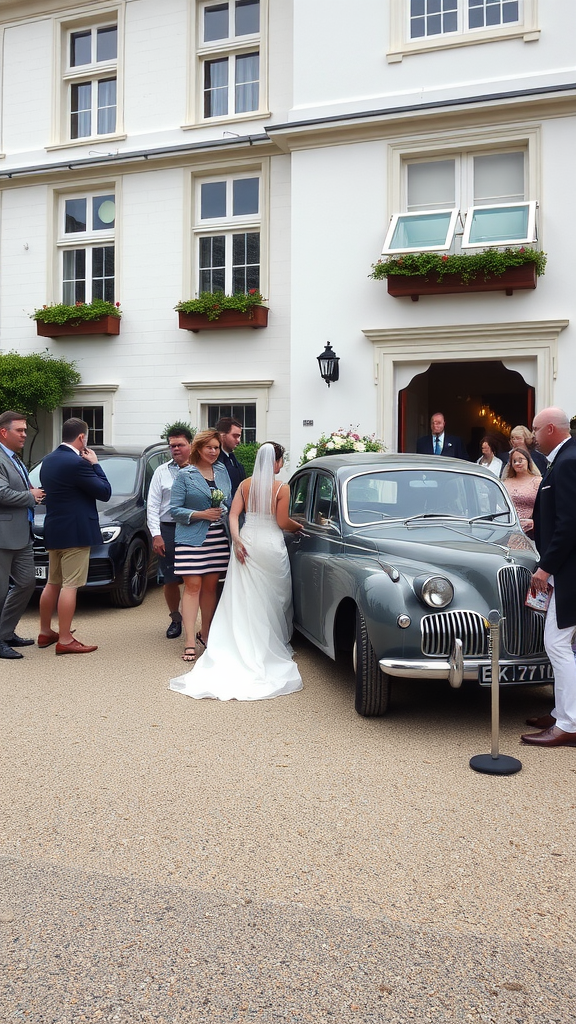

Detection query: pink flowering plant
(370, 247), (547, 284)
(31, 299), (122, 325)
(299, 427), (385, 466)
(175, 289), (266, 322)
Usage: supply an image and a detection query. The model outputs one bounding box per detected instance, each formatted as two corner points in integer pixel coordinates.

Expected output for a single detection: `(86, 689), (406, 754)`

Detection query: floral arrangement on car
(175, 289), (266, 322)
(31, 299), (122, 325)
(299, 428), (385, 466)
(210, 488), (226, 508)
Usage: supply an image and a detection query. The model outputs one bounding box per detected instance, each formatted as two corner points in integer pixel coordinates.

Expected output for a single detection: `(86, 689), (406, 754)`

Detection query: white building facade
(0, 0), (574, 464)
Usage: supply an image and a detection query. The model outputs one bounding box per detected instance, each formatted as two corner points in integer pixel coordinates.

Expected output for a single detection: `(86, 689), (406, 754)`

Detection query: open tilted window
(462, 200), (538, 248)
(382, 209), (459, 254)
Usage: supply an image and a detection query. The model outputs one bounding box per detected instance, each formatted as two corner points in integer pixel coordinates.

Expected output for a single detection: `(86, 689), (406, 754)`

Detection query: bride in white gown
(169, 442), (303, 700)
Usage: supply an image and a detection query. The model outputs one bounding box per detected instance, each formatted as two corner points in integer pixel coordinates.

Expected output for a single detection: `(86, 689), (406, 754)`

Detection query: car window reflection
(345, 470), (511, 525)
(96, 456), (139, 495)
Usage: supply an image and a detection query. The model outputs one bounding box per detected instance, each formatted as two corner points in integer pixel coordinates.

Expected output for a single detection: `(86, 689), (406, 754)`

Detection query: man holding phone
(38, 418), (111, 654)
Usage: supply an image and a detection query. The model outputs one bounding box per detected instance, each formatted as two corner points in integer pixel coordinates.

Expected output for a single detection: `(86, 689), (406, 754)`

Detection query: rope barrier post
(469, 609), (522, 776)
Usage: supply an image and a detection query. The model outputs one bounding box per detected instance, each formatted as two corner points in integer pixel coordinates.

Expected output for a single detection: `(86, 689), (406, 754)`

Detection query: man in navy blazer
(522, 407), (576, 748)
(38, 418), (111, 655)
(215, 416), (246, 498)
(416, 412), (469, 460)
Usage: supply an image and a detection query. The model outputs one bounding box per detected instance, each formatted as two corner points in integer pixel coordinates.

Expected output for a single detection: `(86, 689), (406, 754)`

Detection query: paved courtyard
(0, 586), (574, 1022)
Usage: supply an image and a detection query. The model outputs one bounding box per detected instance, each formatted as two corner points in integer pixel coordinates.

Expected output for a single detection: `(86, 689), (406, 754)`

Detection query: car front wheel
(109, 538), (149, 608)
(354, 609), (391, 717)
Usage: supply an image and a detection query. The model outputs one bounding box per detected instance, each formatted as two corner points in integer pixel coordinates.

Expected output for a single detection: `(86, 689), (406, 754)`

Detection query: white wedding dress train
(169, 512), (302, 700)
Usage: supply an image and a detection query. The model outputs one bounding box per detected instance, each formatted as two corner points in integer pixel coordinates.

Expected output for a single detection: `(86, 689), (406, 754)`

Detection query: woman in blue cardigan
(170, 430), (231, 661)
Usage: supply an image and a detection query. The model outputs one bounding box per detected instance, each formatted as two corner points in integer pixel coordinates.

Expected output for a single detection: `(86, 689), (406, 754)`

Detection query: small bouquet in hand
(210, 488), (226, 508)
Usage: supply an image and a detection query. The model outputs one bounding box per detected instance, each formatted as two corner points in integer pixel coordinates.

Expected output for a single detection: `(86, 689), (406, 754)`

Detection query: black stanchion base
(469, 753), (522, 775)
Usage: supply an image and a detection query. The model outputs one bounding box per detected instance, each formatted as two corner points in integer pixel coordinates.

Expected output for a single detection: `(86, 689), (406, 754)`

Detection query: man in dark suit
(38, 418), (111, 655)
(215, 416), (246, 498)
(416, 412), (468, 460)
(522, 407), (576, 747)
(0, 410), (46, 659)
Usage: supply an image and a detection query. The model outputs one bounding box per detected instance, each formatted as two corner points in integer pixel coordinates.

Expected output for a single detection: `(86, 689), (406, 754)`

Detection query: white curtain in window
(474, 152), (524, 203)
(235, 53), (259, 113)
(407, 160), (455, 210)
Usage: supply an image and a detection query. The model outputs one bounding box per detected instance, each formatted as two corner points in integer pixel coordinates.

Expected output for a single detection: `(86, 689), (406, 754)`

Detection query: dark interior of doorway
(398, 360), (535, 460)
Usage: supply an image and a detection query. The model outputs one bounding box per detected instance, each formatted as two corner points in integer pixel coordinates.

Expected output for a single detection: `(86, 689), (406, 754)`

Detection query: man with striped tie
(0, 411), (45, 659)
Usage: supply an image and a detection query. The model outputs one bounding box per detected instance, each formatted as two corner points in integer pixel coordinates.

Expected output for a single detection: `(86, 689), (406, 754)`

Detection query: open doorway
(398, 360), (535, 460)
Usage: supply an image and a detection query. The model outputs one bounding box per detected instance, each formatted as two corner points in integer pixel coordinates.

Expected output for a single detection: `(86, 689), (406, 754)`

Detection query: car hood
(344, 522), (538, 577)
(33, 493), (140, 535)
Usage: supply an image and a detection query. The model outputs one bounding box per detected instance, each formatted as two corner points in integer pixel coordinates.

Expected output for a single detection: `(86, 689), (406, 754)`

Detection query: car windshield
(29, 455), (140, 496)
(344, 469), (513, 526)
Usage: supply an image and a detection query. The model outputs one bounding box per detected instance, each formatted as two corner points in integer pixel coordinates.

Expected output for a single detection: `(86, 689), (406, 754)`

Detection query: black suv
(29, 443), (171, 607)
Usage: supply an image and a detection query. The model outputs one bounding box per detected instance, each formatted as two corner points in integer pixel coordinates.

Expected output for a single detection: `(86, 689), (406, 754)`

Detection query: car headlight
(418, 575), (454, 609)
(100, 525), (122, 544)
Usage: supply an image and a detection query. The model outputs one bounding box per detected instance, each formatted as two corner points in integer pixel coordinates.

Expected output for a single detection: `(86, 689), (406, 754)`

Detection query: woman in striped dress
(169, 430), (231, 662)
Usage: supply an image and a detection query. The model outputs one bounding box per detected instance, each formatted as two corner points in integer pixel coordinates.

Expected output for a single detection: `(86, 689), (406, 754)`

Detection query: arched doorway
(398, 360), (535, 460)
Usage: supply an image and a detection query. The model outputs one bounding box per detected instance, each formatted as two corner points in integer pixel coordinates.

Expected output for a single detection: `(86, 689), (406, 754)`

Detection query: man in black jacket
(215, 417), (246, 499)
(416, 412), (468, 460)
(522, 407), (576, 747)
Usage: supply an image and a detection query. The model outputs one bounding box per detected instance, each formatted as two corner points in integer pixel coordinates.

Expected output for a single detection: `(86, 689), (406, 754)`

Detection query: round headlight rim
(419, 574), (454, 609)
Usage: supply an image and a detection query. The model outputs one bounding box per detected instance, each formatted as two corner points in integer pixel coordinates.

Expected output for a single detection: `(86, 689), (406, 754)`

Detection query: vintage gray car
(286, 454), (551, 716)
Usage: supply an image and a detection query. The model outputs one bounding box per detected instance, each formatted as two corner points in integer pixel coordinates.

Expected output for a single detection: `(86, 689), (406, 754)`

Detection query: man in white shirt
(147, 428), (193, 638)
(522, 407), (576, 747)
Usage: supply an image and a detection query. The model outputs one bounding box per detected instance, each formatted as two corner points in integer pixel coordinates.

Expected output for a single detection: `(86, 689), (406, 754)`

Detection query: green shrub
(235, 442), (260, 475)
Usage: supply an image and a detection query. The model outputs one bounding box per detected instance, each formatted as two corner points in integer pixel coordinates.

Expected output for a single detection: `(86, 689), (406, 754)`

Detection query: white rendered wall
(289, 113), (576, 461)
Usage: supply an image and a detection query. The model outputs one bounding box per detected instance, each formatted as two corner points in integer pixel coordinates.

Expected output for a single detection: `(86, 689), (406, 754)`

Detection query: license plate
(479, 663), (553, 685)
(35, 565), (47, 580)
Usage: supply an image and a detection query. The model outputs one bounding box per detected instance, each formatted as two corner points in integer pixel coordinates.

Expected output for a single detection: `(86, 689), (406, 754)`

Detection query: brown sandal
(182, 646), (196, 663)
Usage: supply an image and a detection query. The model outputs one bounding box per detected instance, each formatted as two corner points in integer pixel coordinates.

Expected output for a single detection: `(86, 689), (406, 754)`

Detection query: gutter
(0, 133), (271, 179)
(266, 81), (576, 134)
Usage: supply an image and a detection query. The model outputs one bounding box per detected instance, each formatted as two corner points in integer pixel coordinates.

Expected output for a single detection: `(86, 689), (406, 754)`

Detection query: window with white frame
(207, 403), (256, 443)
(58, 191), (116, 303)
(64, 22), (118, 140)
(198, 0), (261, 120)
(195, 173), (260, 293)
(409, 0), (519, 39)
(61, 405), (104, 445)
(387, 0), (539, 61)
(382, 148), (538, 254)
(56, 385), (118, 448)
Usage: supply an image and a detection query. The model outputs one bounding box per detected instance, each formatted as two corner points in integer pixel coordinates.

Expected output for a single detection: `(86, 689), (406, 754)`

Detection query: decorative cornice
(181, 380), (274, 389)
(266, 86), (576, 152)
(363, 320), (569, 349)
(70, 383), (119, 393)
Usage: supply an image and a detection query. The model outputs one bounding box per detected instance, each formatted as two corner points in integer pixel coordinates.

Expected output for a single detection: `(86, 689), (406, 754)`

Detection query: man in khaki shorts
(38, 418), (111, 654)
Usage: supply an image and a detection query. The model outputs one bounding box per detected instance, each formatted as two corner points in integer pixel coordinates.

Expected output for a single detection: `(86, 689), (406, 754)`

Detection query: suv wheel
(353, 609), (391, 717)
(110, 538), (149, 608)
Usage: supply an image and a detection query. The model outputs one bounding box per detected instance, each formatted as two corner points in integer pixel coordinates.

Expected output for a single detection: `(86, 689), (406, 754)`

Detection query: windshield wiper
(467, 511), (512, 523)
(403, 512), (469, 524)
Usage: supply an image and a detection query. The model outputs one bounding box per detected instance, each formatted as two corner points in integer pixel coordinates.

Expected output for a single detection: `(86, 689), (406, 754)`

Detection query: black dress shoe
(4, 633), (34, 647)
(166, 620), (182, 639)
(0, 640), (23, 659)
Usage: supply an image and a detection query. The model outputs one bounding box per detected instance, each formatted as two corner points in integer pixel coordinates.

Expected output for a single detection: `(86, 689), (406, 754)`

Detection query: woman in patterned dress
(169, 430), (231, 662)
(501, 446), (542, 539)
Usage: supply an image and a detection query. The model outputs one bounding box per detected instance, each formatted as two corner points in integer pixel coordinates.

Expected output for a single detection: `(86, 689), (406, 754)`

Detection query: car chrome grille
(421, 611), (488, 657)
(497, 564), (545, 656)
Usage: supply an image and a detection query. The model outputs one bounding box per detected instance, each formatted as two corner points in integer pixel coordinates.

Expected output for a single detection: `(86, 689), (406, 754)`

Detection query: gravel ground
(1, 588), (575, 1022)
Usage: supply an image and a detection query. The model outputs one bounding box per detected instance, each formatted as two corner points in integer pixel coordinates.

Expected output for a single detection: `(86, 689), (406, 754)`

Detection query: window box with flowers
(299, 428), (386, 467)
(32, 300), (122, 337)
(176, 290), (268, 332)
(371, 248), (546, 301)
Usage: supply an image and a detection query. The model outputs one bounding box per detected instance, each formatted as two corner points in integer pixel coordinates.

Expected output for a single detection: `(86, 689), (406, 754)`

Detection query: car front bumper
(379, 650), (552, 688)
